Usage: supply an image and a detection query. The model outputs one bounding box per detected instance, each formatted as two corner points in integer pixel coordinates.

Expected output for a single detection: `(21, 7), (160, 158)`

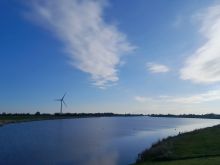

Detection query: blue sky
(1, 0), (220, 114)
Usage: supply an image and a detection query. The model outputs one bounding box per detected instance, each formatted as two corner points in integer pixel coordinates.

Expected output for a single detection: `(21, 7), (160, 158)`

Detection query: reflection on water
(0, 117), (219, 165)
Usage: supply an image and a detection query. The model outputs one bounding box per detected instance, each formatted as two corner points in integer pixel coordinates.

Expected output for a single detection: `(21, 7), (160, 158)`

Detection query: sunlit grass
(136, 125), (220, 164)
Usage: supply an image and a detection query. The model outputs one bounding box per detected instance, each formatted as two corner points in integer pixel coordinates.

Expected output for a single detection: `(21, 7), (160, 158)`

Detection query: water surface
(0, 117), (219, 165)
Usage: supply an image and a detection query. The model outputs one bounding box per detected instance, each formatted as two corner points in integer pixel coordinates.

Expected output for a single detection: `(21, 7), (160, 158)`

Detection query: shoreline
(1, 115), (219, 128)
(0, 114), (144, 127)
(0, 118), (67, 127)
(135, 124), (220, 165)
(1, 114), (220, 128)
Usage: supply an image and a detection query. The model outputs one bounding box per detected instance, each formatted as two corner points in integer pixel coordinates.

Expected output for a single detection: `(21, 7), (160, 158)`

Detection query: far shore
(0, 118), (68, 127)
(0, 113), (143, 127)
(1, 113), (220, 128)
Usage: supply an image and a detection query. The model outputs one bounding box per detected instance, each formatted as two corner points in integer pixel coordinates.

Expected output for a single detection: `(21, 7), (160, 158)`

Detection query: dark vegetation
(135, 124), (220, 165)
(0, 112), (143, 126)
(148, 113), (220, 119)
(1, 112), (220, 127)
(0, 112), (143, 118)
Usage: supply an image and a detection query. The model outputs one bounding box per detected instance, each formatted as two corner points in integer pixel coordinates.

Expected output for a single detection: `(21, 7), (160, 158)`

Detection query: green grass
(136, 124), (220, 164)
(137, 157), (220, 165)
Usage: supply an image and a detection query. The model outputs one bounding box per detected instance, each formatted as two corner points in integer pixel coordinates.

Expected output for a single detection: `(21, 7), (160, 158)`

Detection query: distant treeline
(148, 113), (220, 119)
(1, 112), (220, 119)
(0, 112), (144, 118)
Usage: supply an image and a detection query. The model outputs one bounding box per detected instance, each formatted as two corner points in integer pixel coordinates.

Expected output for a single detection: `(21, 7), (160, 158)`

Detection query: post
(60, 101), (62, 114)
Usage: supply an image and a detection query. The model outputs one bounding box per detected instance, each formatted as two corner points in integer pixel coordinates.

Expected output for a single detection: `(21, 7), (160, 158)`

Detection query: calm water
(0, 117), (219, 165)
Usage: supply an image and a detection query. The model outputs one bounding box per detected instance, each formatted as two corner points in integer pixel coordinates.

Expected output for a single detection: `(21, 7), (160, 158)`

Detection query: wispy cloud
(172, 15), (183, 28)
(134, 96), (152, 103)
(25, 0), (135, 88)
(135, 89), (220, 104)
(180, 4), (220, 84)
(171, 89), (220, 104)
(146, 63), (170, 73)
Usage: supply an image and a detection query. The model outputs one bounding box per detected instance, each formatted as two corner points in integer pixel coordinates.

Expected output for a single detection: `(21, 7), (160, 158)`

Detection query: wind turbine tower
(55, 93), (67, 114)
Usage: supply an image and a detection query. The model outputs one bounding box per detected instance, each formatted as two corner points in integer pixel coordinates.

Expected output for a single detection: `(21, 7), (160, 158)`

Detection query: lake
(0, 117), (219, 165)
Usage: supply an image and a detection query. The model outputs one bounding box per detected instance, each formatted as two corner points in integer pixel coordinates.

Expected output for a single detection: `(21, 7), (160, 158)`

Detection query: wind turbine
(55, 93), (67, 114)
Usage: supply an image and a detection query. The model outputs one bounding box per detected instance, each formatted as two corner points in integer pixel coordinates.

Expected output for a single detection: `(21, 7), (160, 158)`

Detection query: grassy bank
(135, 124), (220, 165)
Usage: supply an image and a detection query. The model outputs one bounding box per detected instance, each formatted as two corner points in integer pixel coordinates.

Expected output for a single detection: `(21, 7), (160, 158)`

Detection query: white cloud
(170, 89), (220, 104)
(146, 63), (170, 73)
(180, 4), (220, 84)
(25, 0), (135, 88)
(134, 96), (152, 103)
(135, 89), (220, 104)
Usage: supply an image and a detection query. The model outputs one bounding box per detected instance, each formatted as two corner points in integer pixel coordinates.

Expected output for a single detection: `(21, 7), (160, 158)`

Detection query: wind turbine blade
(54, 99), (61, 101)
(62, 93), (67, 100)
(63, 100), (67, 107)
